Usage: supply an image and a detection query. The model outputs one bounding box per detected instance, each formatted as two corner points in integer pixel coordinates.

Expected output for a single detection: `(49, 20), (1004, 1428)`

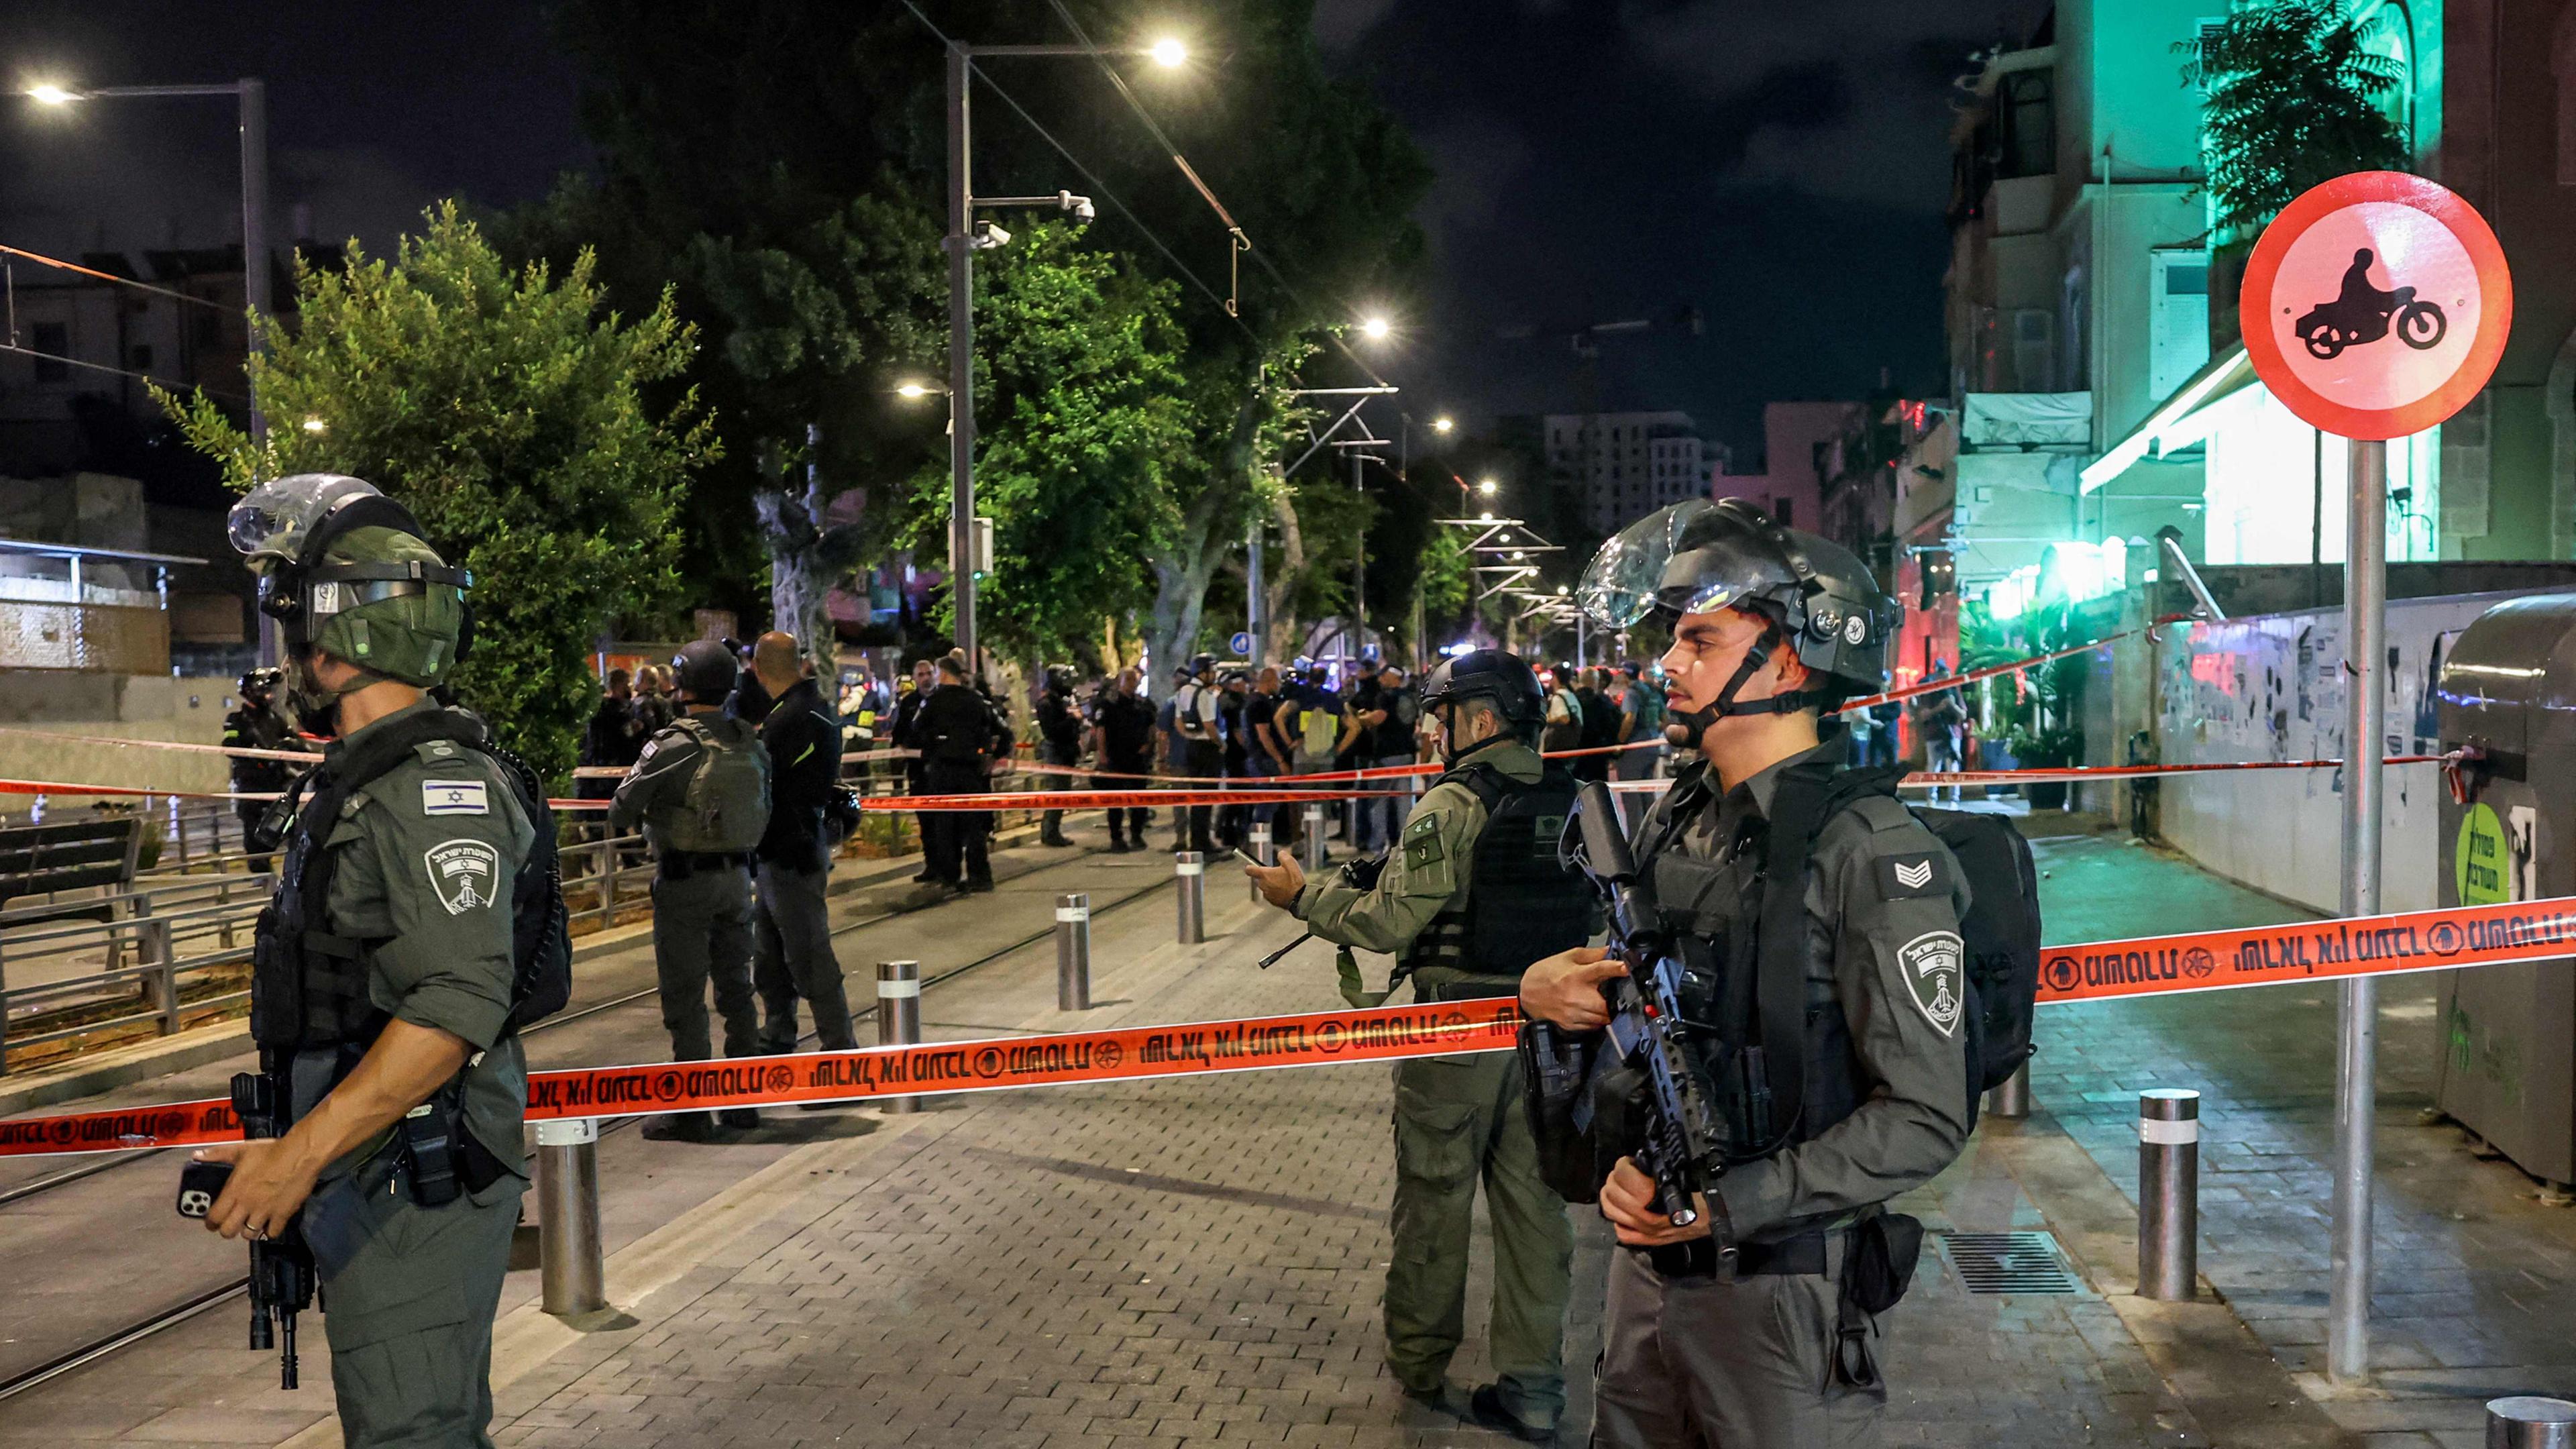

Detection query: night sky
(2, 0), (2039, 462)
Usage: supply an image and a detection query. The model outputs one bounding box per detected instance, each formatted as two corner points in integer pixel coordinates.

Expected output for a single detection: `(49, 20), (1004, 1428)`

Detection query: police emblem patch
(1403, 814), (1445, 871)
(1898, 930), (1966, 1037)
(425, 839), (502, 915)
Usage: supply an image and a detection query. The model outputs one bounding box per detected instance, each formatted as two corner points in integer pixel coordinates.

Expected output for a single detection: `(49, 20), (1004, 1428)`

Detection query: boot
(642, 1112), (718, 1142)
(717, 1107), (759, 1131)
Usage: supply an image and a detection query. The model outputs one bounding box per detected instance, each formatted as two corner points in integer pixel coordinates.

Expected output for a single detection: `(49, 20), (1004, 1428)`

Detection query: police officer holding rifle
(190, 474), (567, 1447)
(1246, 649), (1595, 1442)
(1518, 499), (1976, 1446)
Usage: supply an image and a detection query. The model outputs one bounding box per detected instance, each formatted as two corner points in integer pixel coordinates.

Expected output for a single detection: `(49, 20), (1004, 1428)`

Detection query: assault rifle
(1562, 780), (1728, 1228)
(230, 1066), (316, 1389)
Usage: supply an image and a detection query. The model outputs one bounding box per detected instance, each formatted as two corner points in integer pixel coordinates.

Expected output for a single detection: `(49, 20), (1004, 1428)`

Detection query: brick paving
(2027, 830), (2576, 1449)
(481, 874), (2226, 1449)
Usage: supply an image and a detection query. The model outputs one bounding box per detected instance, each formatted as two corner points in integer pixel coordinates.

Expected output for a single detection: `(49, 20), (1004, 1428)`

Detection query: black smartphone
(176, 1159), (232, 1220)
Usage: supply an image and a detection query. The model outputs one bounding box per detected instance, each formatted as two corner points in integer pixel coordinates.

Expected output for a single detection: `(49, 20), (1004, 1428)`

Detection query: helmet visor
(227, 474), (382, 570)
(1579, 500), (1720, 627)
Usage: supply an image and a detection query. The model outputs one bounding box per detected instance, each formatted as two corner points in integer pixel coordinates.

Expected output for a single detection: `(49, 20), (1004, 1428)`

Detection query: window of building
(2150, 250), (2211, 400)
(1996, 70), (2054, 179)
(30, 321), (69, 382)
(2011, 309), (2055, 393)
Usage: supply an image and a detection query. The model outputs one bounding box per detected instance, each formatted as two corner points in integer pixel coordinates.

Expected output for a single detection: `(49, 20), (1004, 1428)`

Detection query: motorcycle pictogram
(2296, 247), (2447, 360)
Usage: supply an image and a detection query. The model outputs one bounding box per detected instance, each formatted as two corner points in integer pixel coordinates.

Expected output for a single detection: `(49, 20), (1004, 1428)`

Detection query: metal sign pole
(2328, 434), (2388, 1385)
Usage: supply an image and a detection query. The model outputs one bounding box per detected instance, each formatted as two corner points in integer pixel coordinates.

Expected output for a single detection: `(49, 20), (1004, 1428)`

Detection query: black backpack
(1904, 805), (2041, 1122)
(1762, 763), (2040, 1135)
(479, 739), (574, 1032)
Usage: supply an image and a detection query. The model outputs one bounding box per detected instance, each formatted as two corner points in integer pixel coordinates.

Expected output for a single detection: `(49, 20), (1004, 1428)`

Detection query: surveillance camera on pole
(969, 219), (1012, 251)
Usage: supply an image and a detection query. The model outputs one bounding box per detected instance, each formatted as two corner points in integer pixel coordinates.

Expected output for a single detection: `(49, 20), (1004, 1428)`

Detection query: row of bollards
(533, 836), (1271, 1323)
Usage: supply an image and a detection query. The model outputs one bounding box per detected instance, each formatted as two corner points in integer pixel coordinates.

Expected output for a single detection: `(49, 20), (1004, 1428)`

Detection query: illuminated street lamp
(1478, 478), (1499, 496)
(1358, 315), (1392, 341)
(938, 40), (1181, 666)
(28, 77), (271, 444)
(1431, 415), (1454, 434)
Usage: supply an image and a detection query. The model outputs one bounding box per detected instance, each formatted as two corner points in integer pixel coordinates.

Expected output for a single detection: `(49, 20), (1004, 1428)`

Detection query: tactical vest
(250, 707), (571, 1061)
(1397, 759), (1597, 998)
(1631, 758), (1882, 1163)
(652, 715), (771, 853)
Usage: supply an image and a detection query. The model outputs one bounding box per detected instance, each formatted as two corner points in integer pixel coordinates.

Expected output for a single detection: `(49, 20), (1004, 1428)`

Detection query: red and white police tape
(9, 888), (2576, 1159)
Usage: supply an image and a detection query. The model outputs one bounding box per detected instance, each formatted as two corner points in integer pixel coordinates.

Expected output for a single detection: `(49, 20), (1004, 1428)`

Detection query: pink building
(1710, 400), (1855, 533)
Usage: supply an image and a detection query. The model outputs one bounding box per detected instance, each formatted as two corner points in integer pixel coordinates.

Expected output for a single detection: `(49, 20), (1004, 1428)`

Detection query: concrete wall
(2150, 589), (2559, 914)
(0, 672), (243, 808)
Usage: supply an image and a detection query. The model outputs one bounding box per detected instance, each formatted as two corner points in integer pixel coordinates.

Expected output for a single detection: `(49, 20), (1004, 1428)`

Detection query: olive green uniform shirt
(1293, 739), (1544, 996)
(1658, 741), (1973, 1242)
(319, 699), (537, 1180)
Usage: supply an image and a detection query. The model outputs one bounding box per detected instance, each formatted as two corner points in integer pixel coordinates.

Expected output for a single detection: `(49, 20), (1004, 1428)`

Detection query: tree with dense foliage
(2178, 1), (2411, 337)
(534, 0), (1428, 683)
(163, 203), (711, 780)
(906, 221), (1192, 660)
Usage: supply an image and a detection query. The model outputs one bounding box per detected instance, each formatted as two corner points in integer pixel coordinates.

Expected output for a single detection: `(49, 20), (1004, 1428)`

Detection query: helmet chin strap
(1668, 621), (1825, 739)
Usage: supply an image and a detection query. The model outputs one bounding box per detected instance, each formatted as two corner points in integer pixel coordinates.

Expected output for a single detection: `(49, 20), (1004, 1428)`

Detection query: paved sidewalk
(2026, 829), (2576, 1448)
(466, 857), (2271, 1449)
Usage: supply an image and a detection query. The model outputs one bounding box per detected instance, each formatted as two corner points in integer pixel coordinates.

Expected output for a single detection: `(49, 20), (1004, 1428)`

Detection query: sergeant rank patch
(425, 839), (503, 915)
(1897, 930), (1966, 1037)
(1873, 851), (1948, 900)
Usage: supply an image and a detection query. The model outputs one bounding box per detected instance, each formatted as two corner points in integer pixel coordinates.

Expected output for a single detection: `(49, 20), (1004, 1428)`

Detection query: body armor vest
(250, 709), (488, 1055)
(1632, 759), (1885, 1161)
(1397, 759), (1597, 997)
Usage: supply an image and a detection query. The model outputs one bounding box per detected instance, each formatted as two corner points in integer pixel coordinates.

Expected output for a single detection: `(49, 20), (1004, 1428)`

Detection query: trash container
(2434, 594), (2576, 1191)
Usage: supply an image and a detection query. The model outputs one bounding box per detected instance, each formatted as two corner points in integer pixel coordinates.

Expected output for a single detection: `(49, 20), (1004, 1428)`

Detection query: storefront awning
(2078, 345), (2255, 494)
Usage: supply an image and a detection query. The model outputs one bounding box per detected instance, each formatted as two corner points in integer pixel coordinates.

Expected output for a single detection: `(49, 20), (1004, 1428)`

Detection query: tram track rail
(0, 848), (1181, 1404)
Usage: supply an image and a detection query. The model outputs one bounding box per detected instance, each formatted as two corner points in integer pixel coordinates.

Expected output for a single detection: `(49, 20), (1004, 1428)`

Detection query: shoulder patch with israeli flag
(425, 839), (502, 914)
(1873, 851), (1948, 900)
(422, 779), (489, 816)
(1898, 930), (1966, 1036)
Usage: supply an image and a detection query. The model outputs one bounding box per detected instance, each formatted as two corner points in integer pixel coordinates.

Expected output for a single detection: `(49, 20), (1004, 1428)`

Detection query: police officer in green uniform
(612, 639), (772, 1141)
(197, 473), (536, 1448)
(1520, 499), (1974, 1447)
(1246, 649), (1595, 1443)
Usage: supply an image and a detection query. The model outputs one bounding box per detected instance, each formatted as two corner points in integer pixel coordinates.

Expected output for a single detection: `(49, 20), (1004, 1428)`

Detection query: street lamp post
(29, 79), (271, 445)
(941, 39), (1180, 674)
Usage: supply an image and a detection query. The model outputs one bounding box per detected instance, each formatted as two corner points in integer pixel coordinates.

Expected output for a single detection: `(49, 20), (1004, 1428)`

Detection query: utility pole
(945, 43), (979, 672)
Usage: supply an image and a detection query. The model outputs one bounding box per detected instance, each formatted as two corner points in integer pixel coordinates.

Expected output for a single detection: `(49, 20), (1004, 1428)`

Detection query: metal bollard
(877, 961), (922, 1114)
(2487, 1398), (2576, 1448)
(1056, 893), (1091, 1011)
(1301, 802), (1326, 874)
(2138, 1089), (2200, 1300)
(1985, 1061), (2031, 1120)
(535, 1116), (606, 1317)
(1175, 852), (1205, 945)
(1248, 823), (1272, 903)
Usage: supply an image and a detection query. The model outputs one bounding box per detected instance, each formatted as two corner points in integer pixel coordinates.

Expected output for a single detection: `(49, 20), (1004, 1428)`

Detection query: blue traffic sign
(1228, 631), (1254, 655)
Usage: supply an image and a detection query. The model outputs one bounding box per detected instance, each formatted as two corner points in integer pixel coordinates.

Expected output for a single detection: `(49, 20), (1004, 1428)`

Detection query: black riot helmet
(1419, 648), (1545, 763)
(672, 639), (739, 702)
(237, 666), (282, 702)
(1578, 498), (1898, 722)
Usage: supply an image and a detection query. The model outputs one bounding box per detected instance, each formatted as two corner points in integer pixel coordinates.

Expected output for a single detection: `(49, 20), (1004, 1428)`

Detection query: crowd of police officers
(200, 470), (1965, 1448)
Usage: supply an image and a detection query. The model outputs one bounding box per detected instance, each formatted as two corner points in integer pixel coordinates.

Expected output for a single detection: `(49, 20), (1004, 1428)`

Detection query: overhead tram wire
(1036, 0), (1393, 390)
(894, 0), (1251, 344)
(3, 241), (251, 402)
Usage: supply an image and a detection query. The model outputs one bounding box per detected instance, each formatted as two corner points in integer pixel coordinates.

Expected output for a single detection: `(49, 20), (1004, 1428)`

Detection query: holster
(1517, 1020), (1613, 1205)
(1831, 1210), (1923, 1389)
